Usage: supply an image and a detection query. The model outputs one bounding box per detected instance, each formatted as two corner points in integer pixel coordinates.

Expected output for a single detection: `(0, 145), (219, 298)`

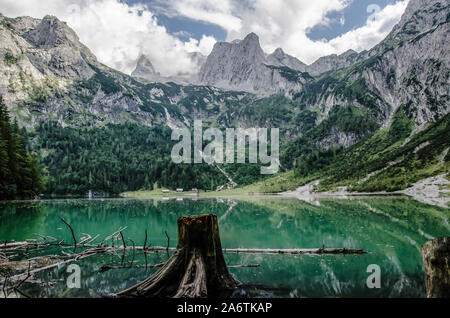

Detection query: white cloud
(162, 0), (409, 64)
(0, 0), (409, 74)
(167, 0), (242, 32)
(328, 1), (409, 55)
(0, 0), (217, 76)
(184, 35), (217, 56)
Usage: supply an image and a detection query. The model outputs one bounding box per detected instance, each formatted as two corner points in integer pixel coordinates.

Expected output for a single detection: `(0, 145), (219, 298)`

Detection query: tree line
(0, 97), (44, 199)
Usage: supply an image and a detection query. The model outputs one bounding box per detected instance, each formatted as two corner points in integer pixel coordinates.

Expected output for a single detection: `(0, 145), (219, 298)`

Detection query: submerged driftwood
(421, 237), (450, 298)
(1, 215), (367, 298)
(118, 214), (239, 298)
(117, 214), (366, 298)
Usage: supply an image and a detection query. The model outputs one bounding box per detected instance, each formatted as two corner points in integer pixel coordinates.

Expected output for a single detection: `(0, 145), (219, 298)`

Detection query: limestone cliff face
(0, 13), (101, 120)
(292, 0), (449, 141)
(20, 15), (97, 80)
(306, 50), (359, 75)
(368, 0), (450, 125)
(266, 48), (307, 72)
(199, 33), (310, 96)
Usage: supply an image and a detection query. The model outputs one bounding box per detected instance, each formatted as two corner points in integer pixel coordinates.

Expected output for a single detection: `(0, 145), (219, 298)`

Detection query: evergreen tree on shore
(0, 97), (44, 199)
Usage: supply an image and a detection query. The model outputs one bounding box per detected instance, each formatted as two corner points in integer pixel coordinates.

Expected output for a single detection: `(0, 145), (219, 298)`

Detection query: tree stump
(421, 237), (450, 298)
(118, 214), (239, 298)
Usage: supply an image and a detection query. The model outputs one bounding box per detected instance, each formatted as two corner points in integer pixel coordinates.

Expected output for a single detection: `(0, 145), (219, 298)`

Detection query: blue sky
(123, 0), (404, 42)
(307, 0), (402, 40)
(124, 0), (228, 41)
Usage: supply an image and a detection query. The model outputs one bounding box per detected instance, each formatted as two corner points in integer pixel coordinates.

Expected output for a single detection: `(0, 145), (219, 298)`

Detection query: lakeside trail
(280, 174), (450, 208)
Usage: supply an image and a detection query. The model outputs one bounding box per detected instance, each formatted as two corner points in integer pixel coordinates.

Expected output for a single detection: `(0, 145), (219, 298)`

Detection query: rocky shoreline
(281, 174), (450, 208)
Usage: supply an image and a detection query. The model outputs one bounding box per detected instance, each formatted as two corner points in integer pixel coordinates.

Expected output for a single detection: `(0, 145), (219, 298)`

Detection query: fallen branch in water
(11, 261), (32, 298)
(0, 241), (46, 250)
(99, 262), (166, 272)
(222, 247), (366, 255)
(100, 246), (366, 255)
(228, 264), (260, 268)
(0, 241), (365, 255)
(60, 218), (77, 246)
(99, 263), (260, 272)
(0, 247), (108, 285)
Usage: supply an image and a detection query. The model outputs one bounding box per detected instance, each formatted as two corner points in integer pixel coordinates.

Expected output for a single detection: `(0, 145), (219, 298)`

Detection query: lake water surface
(0, 196), (449, 298)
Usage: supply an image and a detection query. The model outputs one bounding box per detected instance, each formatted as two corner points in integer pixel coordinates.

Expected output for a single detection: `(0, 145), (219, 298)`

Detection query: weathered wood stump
(118, 214), (239, 298)
(421, 237), (450, 298)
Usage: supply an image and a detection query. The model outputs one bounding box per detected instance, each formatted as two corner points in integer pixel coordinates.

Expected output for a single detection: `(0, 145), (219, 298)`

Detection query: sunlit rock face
(305, 50), (359, 76)
(21, 15), (98, 80)
(199, 33), (310, 96)
(266, 48), (307, 72)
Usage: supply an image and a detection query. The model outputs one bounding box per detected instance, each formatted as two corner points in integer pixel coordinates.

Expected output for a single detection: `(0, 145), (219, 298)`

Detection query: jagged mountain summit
(198, 33), (310, 96)
(306, 49), (359, 75)
(131, 54), (158, 81)
(4, 14), (99, 80)
(197, 32), (364, 93)
(266, 48), (307, 72)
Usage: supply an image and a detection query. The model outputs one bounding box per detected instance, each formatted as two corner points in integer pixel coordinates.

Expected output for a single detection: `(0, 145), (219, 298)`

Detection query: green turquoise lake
(0, 196), (449, 298)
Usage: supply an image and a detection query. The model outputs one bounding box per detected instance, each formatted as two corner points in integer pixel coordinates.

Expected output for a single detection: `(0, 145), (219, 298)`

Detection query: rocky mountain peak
(198, 32), (310, 95)
(267, 48), (307, 72)
(0, 14), (40, 34)
(4, 14), (99, 80)
(235, 32), (265, 60)
(131, 54), (158, 81)
(306, 49), (360, 75)
(341, 49), (358, 58)
(131, 53), (202, 85)
(400, 0), (447, 28)
(24, 15), (80, 49)
(383, 0), (448, 44)
(242, 32), (260, 44)
(271, 48), (286, 58)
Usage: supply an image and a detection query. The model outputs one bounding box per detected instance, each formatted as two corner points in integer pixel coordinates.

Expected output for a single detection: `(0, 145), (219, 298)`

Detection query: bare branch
(60, 218), (77, 246)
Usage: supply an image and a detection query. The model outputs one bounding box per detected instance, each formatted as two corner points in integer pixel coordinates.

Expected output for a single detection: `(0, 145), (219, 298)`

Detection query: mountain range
(0, 0), (448, 196)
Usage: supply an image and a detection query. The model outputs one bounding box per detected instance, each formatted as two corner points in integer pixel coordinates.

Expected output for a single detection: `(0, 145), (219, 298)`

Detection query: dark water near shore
(0, 196), (449, 298)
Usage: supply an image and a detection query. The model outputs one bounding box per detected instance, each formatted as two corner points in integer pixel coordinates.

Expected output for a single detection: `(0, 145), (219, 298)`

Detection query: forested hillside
(30, 122), (269, 195)
(255, 112), (450, 194)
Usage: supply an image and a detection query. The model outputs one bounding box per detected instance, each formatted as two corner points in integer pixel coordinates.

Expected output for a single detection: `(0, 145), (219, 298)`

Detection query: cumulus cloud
(161, 0), (409, 64)
(328, 1), (409, 55)
(0, 0), (409, 74)
(165, 0), (242, 32)
(0, 0), (216, 76)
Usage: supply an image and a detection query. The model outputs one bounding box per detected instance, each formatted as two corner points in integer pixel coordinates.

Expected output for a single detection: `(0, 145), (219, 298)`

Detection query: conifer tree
(0, 96), (44, 199)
